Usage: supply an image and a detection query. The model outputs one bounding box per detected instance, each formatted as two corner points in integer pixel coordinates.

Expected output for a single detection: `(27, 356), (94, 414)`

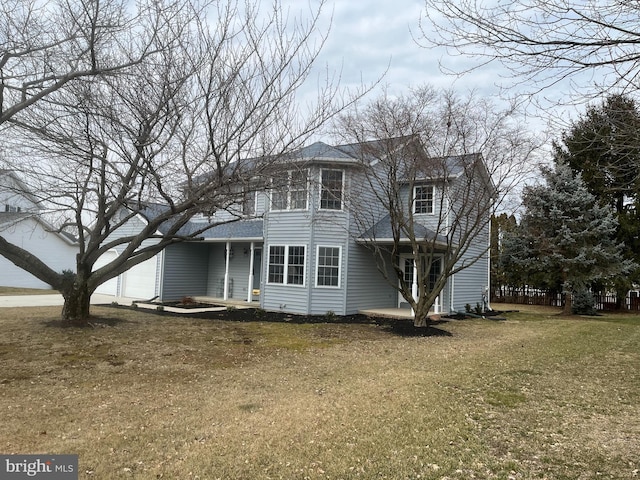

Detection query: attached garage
(93, 250), (119, 296)
(121, 255), (159, 300)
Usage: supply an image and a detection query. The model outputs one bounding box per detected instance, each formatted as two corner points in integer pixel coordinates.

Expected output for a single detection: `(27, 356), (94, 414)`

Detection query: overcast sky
(293, 0), (584, 138)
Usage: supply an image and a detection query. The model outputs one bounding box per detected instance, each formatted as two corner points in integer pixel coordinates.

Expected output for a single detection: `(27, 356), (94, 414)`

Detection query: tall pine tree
(555, 94), (640, 300)
(506, 161), (634, 314)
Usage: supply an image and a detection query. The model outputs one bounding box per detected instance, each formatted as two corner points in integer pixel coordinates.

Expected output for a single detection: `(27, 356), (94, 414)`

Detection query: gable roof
(0, 212), (77, 244)
(171, 218), (264, 242)
(0, 170), (42, 208)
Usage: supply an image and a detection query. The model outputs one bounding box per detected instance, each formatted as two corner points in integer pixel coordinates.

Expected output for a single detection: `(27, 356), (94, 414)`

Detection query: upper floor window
(320, 169), (343, 210)
(413, 185), (434, 214)
(242, 190), (256, 217)
(4, 205), (21, 213)
(271, 169), (308, 211)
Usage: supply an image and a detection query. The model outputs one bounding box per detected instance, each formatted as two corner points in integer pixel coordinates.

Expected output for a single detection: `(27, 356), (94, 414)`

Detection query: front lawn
(0, 305), (638, 479)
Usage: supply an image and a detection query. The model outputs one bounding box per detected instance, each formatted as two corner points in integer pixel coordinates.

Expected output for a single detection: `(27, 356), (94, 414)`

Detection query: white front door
(398, 254), (415, 308)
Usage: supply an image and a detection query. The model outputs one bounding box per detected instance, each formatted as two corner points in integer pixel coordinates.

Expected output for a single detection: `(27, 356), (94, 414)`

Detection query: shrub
(180, 296), (196, 305)
(324, 310), (336, 321)
(572, 289), (597, 315)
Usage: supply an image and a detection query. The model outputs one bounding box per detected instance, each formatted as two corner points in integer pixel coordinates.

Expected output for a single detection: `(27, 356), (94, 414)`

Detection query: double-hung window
(242, 190), (256, 217)
(413, 185), (434, 214)
(320, 169), (343, 210)
(316, 246), (341, 287)
(271, 169), (308, 211)
(268, 245), (306, 286)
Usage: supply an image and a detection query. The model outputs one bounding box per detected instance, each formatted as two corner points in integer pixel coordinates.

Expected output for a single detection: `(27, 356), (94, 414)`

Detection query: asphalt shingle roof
(358, 214), (449, 244)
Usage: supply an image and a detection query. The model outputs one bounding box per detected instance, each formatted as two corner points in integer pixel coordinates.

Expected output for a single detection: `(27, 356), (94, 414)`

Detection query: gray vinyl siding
(344, 242), (397, 313)
(400, 183), (446, 233)
(445, 168), (492, 312)
(262, 210), (313, 314)
(161, 242), (210, 300)
(449, 223), (490, 312)
(206, 243), (226, 296)
(308, 218), (349, 315)
(101, 215), (160, 255)
(344, 167), (398, 313)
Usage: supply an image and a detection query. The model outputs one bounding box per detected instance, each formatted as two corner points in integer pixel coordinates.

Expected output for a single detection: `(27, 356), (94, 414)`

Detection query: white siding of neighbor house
(0, 174), (39, 212)
(0, 216), (77, 289)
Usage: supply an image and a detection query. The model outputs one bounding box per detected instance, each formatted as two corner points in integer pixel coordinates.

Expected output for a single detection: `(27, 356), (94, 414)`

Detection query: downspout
(445, 180), (455, 313)
(307, 169), (316, 315)
(223, 241), (230, 300)
(486, 219), (492, 311)
(157, 249), (165, 301)
(247, 241), (255, 303)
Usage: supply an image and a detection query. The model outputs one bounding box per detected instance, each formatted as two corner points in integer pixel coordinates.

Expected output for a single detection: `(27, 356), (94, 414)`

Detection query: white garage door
(122, 256), (158, 299)
(93, 250), (119, 296)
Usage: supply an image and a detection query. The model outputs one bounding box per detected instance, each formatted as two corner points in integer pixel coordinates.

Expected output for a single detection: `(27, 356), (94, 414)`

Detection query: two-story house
(95, 137), (493, 317)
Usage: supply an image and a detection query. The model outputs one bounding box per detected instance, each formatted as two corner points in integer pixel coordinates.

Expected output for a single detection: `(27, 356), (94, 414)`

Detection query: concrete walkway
(0, 293), (138, 308)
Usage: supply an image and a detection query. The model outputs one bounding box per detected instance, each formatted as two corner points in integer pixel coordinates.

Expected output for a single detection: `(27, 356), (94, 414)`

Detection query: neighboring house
(96, 138), (492, 316)
(0, 170), (78, 289)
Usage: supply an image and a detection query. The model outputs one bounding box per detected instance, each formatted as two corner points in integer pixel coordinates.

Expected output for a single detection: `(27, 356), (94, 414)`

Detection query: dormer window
(320, 169), (343, 210)
(413, 185), (434, 214)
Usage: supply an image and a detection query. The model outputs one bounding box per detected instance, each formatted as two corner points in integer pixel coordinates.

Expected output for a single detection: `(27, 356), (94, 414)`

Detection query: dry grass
(0, 305), (638, 479)
(0, 286), (58, 295)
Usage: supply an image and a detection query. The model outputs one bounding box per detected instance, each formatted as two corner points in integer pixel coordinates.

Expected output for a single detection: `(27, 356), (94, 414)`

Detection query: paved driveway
(0, 293), (137, 308)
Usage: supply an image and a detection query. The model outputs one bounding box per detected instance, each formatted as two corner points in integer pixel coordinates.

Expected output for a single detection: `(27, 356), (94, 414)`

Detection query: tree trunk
(561, 274), (573, 315)
(61, 283), (92, 327)
(412, 301), (432, 328)
(562, 293), (573, 315)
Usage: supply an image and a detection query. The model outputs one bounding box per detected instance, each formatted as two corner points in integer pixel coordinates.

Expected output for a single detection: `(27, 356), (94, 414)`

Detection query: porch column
(411, 256), (418, 317)
(247, 242), (255, 302)
(434, 294), (440, 314)
(224, 241), (230, 300)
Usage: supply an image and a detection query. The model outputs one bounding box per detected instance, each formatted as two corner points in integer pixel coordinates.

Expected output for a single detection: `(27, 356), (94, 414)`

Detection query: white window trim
(413, 184), (435, 215)
(270, 170), (309, 212)
(266, 244), (307, 287)
(319, 168), (344, 211)
(315, 245), (342, 288)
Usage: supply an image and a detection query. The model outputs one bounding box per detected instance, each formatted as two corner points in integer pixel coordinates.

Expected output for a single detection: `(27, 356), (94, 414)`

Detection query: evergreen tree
(555, 94), (640, 298)
(491, 213), (521, 295)
(506, 161), (634, 314)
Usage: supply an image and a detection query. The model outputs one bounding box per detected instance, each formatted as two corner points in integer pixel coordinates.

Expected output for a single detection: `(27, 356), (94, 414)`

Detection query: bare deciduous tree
(0, 0), (363, 326)
(336, 86), (541, 326)
(0, 0), (164, 124)
(419, 0), (640, 102)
